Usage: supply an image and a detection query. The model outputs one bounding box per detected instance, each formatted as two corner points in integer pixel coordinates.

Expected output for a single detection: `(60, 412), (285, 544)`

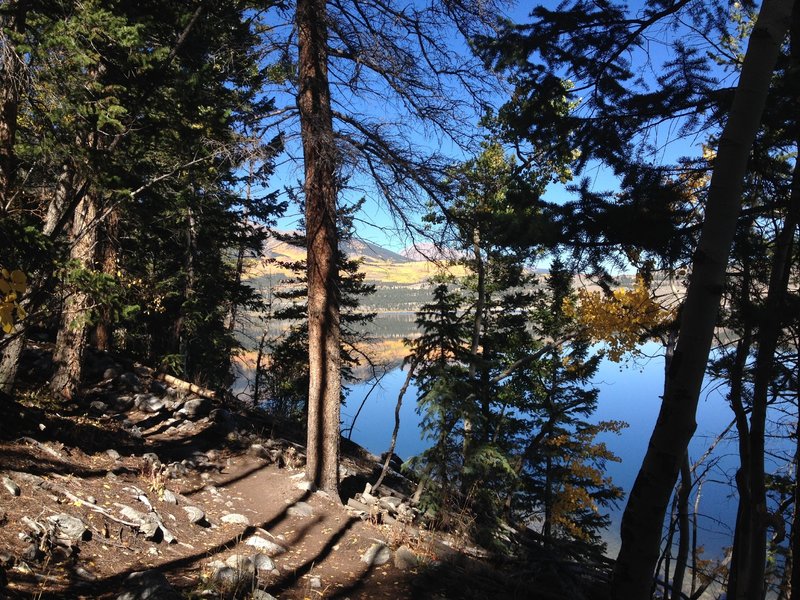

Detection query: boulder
(361, 542), (391, 566)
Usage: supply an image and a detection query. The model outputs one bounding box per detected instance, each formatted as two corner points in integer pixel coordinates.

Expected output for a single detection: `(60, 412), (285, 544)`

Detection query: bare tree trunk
(94, 205), (119, 351)
(0, 0), (26, 210)
(671, 455), (692, 600)
(51, 192), (98, 399)
(297, 0), (341, 496)
(611, 0), (794, 597)
(734, 154), (800, 600)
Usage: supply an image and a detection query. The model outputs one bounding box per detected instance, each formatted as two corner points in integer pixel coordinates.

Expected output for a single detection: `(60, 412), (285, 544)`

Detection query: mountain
(246, 232), (464, 286)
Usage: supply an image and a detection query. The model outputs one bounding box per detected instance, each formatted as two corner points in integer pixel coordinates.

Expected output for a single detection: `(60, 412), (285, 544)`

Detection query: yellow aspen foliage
(563, 276), (675, 361)
(0, 268), (27, 334)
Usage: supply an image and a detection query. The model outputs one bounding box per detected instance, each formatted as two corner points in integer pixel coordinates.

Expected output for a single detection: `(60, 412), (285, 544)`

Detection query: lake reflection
(344, 340), (742, 559)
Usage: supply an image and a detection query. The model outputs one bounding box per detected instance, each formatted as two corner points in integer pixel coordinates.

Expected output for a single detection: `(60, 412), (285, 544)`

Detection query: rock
(346, 498), (370, 512)
(103, 367), (120, 380)
(111, 395), (135, 412)
(116, 569), (179, 600)
(2, 476), (20, 496)
(142, 453), (162, 470)
(135, 394), (165, 413)
(379, 496), (402, 513)
(149, 380), (167, 396)
(183, 506), (206, 525)
(177, 397), (210, 419)
(250, 591), (278, 600)
(47, 513), (88, 544)
(252, 553), (275, 572)
(161, 489), (178, 505)
(89, 400), (108, 414)
(117, 504), (146, 525)
(361, 542), (391, 566)
(394, 545), (419, 570)
(287, 501), (313, 517)
(74, 565), (97, 581)
(224, 554), (255, 575)
(221, 513), (250, 526)
(119, 372), (142, 393)
(248, 443), (270, 459)
(244, 536), (286, 556)
(212, 564), (254, 591)
(309, 576), (322, 589)
(106, 449), (121, 461)
(166, 462), (188, 479)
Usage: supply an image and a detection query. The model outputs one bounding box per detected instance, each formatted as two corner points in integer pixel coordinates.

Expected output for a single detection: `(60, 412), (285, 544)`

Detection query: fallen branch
(156, 373), (217, 400)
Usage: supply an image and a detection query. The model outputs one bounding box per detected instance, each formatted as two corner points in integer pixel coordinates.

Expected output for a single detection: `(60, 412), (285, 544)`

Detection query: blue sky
(256, 0), (737, 254)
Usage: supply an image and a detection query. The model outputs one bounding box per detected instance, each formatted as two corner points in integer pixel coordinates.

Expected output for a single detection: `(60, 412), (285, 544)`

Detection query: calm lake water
(342, 340), (745, 559)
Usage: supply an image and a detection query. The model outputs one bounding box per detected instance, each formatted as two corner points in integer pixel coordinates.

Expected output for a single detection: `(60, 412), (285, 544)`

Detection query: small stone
(394, 545), (419, 570)
(248, 443), (270, 459)
(135, 394), (165, 413)
(2, 476), (20, 496)
(106, 449), (121, 460)
(309, 576), (322, 589)
(116, 569), (179, 600)
(224, 554), (255, 574)
(161, 490), (178, 505)
(287, 501), (313, 517)
(252, 553), (275, 572)
(183, 506), (206, 525)
(361, 542), (391, 566)
(244, 536), (286, 556)
(74, 565), (97, 581)
(89, 400), (108, 414)
(119, 372), (142, 392)
(379, 496), (402, 512)
(103, 367), (120, 380)
(149, 380), (167, 396)
(47, 513), (88, 543)
(142, 453), (161, 469)
(250, 591), (278, 600)
(220, 513), (249, 526)
(86, 496), (97, 505)
(177, 397), (210, 419)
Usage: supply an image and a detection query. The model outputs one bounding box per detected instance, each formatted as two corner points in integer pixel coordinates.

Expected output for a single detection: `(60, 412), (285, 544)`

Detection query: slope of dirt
(0, 347), (609, 600)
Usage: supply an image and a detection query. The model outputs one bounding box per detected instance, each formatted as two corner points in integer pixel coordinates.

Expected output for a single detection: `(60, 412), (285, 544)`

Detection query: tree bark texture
(296, 0), (342, 496)
(611, 0), (795, 597)
(50, 192), (98, 399)
(94, 205), (119, 351)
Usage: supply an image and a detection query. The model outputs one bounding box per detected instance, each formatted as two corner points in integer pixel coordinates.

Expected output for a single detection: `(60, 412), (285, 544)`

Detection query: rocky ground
(0, 345), (608, 599)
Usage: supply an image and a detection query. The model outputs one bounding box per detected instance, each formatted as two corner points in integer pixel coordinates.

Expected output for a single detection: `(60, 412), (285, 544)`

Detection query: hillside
(244, 234), (466, 288)
(0, 347), (610, 600)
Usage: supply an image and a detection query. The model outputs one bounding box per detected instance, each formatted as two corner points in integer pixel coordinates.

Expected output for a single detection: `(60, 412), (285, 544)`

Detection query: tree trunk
(611, 0), (794, 597)
(0, 0), (27, 210)
(94, 205), (119, 351)
(0, 164), (77, 394)
(51, 192), (98, 399)
(734, 153), (800, 600)
(297, 0), (341, 496)
(671, 455), (691, 600)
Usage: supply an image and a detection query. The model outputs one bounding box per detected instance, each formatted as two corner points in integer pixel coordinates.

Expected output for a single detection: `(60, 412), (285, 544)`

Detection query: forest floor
(0, 344), (610, 599)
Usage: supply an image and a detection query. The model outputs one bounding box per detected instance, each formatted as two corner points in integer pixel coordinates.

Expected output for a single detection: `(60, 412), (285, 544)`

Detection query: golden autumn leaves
(564, 276), (676, 362)
(0, 268), (27, 334)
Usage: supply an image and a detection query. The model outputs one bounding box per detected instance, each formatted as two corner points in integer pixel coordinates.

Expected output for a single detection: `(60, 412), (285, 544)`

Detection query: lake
(342, 339), (745, 559)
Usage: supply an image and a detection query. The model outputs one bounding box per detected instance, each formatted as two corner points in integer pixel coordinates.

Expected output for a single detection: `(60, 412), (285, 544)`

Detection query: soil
(0, 347), (608, 600)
